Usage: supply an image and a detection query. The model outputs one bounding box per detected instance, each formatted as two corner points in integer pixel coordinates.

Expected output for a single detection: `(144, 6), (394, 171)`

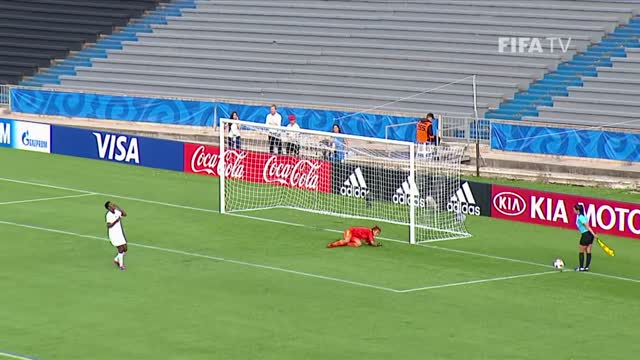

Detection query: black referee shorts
(579, 231), (594, 246)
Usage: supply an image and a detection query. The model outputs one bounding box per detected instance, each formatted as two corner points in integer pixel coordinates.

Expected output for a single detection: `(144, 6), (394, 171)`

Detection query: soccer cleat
(575, 267), (585, 272)
(119, 265), (126, 271)
(584, 267), (590, 272)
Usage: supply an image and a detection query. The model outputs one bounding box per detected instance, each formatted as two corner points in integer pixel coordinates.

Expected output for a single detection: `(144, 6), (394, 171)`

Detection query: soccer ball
(552, 258), (565, 270)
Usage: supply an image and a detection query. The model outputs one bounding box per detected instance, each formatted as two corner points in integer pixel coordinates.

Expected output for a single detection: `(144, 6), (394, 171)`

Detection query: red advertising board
(183, 143), (332, 193)
(491, 184), (640, 239)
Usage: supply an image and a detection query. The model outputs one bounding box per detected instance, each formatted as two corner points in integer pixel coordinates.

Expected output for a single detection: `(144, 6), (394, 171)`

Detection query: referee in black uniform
(574, 204), (597, 272)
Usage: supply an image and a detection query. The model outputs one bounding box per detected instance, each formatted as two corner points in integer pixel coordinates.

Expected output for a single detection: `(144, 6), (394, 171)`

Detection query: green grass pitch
(1, 147), (640, 360)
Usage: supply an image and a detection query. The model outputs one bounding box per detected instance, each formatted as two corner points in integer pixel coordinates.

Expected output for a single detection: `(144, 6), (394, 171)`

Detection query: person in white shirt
(105, 201), (128, 270)
(285, 114), (301, 156)
(227, 111), (241, 149)
(265, 104), (282, 154)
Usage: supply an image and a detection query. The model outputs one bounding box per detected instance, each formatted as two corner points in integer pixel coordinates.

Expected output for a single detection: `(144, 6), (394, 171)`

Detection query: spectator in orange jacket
(416, 113), (436, 145)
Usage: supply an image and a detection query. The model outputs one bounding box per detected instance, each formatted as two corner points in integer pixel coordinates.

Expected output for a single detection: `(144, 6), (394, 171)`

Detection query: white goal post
(219, 118), (470, 244)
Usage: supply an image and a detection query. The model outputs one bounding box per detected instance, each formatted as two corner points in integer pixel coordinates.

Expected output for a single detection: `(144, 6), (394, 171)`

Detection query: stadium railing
(0, 85), (10, 108)
(385, 115), (491, 144)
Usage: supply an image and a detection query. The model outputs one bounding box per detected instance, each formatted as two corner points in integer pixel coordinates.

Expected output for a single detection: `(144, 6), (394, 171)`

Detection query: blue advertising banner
(0, 118), (51, 153)
(11, 88), (215, 126)
(51, 125), (184, 171)
(0, 118), (12, 148)
(491, 122), (640, 162)
(10, 87), (438, 141)
(215, 102), (422, 141)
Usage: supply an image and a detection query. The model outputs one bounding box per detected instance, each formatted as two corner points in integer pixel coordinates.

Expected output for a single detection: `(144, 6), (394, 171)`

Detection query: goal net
(219, 118), (470, 243)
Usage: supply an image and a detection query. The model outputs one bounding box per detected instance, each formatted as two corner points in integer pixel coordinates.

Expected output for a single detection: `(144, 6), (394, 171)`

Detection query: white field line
(1, 177), (639, 286)
(586, 271), (640, 284)
(397, 271), (557, 293)
(228, 212), (551, 269)
(0, 219), (562, 294)
(0, 219), (400, 293)
(0, 351), (38, 360)
(0, 177), (218, 214)
(0, 193), (95, 205)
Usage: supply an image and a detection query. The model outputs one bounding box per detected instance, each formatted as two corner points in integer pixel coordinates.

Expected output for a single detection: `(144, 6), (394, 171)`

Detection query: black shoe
(575, 267), (585, 272)
(583, 267), (589, 272)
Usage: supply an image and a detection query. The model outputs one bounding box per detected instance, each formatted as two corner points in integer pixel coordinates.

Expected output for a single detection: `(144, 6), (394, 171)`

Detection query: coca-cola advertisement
(183, 143), (332, 193)
(492, 184), (640, 239)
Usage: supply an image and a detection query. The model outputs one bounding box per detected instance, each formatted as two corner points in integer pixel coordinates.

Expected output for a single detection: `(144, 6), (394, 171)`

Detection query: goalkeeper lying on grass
(327, 225), (382, 248)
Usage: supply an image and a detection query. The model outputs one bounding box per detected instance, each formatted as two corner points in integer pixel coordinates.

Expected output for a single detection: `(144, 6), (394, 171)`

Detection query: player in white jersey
(105, 201), (128, 270)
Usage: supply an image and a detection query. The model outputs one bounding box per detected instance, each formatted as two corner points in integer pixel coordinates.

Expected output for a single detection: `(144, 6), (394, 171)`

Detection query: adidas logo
(339, 167), (370, 198)
(447, 182), (481, 216)
(392, 177), (430, 208)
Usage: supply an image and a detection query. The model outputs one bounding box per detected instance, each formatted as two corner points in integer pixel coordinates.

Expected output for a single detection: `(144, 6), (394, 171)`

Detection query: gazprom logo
(0, 122), (9, 144)
(21, 130), (48, 148)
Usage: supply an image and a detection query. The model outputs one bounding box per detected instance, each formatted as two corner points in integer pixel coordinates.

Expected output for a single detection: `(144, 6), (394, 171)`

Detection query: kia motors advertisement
(492, 184), (640, 238)
(183, 143), (332, 193)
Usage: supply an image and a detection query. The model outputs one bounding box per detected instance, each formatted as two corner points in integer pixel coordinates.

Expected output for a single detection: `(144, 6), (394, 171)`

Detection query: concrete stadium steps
(522, 106), (639, 126)
(117, 41), (569, 65)
(89, 57), (538, 84)
(565, 86), (640, 103)
(166, 15), (610, 39)
(67, 66), (497, 106)
(135, 32), (583, 55)
(487, 11), (640, 125)
(109, 39), (553, 73)
(54, 77), (489, 115)
(89, 55), (548, 80)
(0, 0), (162, 84)
(153, 23), (596, 46)
(56, 0), (639, 117)
(530, 45), (640, 127)
(77, 60), (521, 95)
(181, 5), (621, 29)
(207, 0), (636, 20)
(597, 67), (640, 80)
(543, 97), (640, 114)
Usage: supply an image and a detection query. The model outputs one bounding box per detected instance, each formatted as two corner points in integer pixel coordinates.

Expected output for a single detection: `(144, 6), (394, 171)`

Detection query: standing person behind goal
(285, 114), (301, 156)
(227, 111), (242, 149)
(331, 124), (347, 162)
(265, 104), (283, 154)
(105, 201), (128, 270)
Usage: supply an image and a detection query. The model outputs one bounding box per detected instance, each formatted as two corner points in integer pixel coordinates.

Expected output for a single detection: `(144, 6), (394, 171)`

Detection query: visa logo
(93, 132), (140, 163)
(0, 123), (10, 144)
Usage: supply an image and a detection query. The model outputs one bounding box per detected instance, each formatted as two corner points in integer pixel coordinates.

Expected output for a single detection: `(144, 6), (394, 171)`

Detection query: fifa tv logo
(498, 37), (572, 54)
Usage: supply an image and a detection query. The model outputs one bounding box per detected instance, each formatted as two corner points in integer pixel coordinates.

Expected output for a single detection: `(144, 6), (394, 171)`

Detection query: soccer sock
(579, 253), (585, 268)
(117, 253), (124, 266)
(327, 240), (347, 248)
(586, 253), (592, 268)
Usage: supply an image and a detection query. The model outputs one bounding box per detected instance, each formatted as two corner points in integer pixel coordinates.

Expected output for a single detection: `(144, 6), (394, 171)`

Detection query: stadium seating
(488, 14), (640, 129)
(46, 0), (638, 117)
(520, 46), (640, 129)
(0, 0), (162, 85)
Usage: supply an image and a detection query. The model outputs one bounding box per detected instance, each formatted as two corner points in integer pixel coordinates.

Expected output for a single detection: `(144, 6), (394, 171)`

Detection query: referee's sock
(578, 253), (585, 269)
(586, 253), (592, 268)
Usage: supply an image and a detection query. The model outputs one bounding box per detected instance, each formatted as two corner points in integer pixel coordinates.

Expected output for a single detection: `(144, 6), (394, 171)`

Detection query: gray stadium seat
(55, 0), (640, 117)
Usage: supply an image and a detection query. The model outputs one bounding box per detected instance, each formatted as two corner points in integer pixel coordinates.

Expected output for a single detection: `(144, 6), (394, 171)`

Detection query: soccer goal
(219, 118), (470, 243)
